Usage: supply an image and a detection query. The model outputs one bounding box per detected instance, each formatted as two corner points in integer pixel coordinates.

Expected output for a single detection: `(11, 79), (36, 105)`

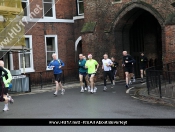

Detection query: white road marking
(126, 87), (134, 93)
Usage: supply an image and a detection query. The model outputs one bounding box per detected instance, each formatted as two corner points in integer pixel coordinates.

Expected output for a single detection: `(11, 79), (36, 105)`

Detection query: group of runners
(48, 51), (148, 95)
(0, 51), (148, 111)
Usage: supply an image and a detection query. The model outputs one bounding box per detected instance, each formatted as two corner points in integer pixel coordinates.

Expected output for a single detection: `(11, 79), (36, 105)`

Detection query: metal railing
(146, 61), (175, 99)
(24, 68), (79, 89)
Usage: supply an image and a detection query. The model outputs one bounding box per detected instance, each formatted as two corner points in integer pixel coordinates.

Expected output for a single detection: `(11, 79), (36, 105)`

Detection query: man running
(111, 57), (118, 85)
(140, 52), (148, 82)
(79, 54), (90, 93)
(102, 54), (113, 91)
(122, 51), (135, 89)
(48, 53), (65, 96)
(0, 61), (14, 111)
(85, 54), (99, 94)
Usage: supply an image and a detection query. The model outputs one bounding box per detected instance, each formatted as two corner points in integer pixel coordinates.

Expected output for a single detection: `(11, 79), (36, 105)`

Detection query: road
(0, 81), (175, 132)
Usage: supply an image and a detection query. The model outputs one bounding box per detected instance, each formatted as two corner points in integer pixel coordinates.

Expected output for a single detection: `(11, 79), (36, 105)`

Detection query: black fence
(24, 68), (79, 89)
(146, 62), (175, 99)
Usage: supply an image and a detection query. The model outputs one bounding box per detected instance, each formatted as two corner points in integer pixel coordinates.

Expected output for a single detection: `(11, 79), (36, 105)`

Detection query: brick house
(1, 0), (85, 84)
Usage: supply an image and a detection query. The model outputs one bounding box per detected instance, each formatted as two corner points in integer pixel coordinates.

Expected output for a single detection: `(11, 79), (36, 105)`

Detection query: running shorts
(79, 72), (87, 76)
(54, 73), (62, 82)
(124, 67), (133, 73)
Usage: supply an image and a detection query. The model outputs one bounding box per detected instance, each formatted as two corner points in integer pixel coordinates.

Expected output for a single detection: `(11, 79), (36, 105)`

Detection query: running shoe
(125, 84), (129, 89)
(94, 87), (97, 93)
(103, 86), (107, 91)
(8, 96), (14, 104)
(3, 106), (9, 111)
(88, 86), (91, 92)
(133, 78), (136, 82)
(61, 89), (65, 95)
(111, 85), (114, 88)
(84, 87), (87, 91)
(80, 88), (84, 93)
(53, 91), (58, 96)
(129, 80), (132, 85)
(113, 81), (115, 85)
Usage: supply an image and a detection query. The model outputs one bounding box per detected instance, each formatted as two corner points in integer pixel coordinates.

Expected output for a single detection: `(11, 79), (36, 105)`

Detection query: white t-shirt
(102, 59), (113, 71)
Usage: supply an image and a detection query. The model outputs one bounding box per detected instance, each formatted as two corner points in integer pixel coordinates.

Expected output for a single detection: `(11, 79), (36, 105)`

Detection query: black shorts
(54, 74), (62, 82)
(124, 67), (133, 73)
(88, 73), (96, 78)
(140, 66), (146, 70)
(79, 72), (87, 76)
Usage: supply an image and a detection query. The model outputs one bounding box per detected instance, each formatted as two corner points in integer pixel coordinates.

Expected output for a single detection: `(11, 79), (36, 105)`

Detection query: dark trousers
(104, 71), (113, 86)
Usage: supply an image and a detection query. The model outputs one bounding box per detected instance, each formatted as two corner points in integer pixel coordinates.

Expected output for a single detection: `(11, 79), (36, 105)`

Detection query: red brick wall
(82, 0), (175, 79)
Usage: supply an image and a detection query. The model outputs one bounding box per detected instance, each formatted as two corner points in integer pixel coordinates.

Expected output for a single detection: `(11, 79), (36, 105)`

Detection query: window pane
(25, 38), (30, 48)
(44, 3), (53, 17)
(47, 52), (55, 65)
(46, 37), (55, 51)
(43, 0), (53, 2)
(79, 2), (84, 14)
(22, 2), (27, 16)
(20, 53), (31, 68)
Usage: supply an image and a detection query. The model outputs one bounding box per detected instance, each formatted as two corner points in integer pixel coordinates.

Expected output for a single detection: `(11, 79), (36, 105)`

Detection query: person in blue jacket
(48, 53), (65, 96)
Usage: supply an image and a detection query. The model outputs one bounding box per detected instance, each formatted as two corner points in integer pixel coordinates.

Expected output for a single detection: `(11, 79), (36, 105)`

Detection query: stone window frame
(18, 35), (35, 73)
(77, 0), (84, 16)
(112, 0), (122, 4)
(45, 35), (58, 71)
(43, 0), (56, 18)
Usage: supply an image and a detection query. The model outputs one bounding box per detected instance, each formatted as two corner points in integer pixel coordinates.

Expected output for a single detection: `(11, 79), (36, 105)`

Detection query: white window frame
(18, 35), (35, 73)
(21, 0), (30, 17)
(45, 35), (58, 70)
(77, 0), (84, 16)
(43, 0), (56, 19)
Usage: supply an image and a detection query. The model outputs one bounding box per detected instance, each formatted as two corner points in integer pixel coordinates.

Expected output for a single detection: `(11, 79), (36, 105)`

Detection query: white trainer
(53, 91), (58, 96)
(61, 89), (65, 95)
(84, 87), (87, 91)
(8, 96), (14, 104)
(3, 106), (9, 111)
(80, 88), (84, 93)
(94, 87), (97, 93)
(103, 86), (107, 91)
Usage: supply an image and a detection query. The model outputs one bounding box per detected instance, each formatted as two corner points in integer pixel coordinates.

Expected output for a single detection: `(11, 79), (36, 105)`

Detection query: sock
(5, 103), (8, 107)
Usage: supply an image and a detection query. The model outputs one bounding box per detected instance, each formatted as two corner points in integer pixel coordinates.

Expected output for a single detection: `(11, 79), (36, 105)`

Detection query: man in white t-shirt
(102, 54), (113, 91)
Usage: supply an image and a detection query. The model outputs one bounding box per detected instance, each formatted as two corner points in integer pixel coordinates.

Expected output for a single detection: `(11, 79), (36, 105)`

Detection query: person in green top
(78, 54), (90, 93)
(85, 54), (99, 94)
(0, 60), (14, 111)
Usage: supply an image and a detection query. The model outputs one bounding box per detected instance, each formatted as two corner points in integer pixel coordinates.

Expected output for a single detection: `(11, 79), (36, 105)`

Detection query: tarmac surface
(0, 80), (175, 132)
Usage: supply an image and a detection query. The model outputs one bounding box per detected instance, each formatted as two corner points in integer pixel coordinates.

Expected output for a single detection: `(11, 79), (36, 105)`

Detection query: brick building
(1, 0), (85, 82)
(1, 0), (175, 82)
(81, 0), (175, 79)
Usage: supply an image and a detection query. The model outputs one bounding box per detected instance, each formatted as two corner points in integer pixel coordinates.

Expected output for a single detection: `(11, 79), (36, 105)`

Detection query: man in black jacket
(122, 51), (135, 89)
(140, 52), (148, 82)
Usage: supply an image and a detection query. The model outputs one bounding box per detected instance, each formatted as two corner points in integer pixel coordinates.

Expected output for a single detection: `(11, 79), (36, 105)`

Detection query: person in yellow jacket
(0, 60), (14, 111)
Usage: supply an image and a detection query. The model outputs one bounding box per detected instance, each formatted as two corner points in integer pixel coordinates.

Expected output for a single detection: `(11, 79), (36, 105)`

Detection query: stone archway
(75, 36), (82, 62)
(113, 3), (165, 78)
